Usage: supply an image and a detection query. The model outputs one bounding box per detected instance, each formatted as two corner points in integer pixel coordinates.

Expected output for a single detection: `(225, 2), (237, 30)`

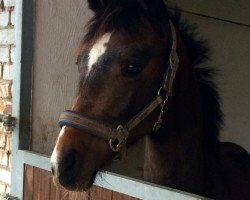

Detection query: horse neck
(143, 34), (205, 194)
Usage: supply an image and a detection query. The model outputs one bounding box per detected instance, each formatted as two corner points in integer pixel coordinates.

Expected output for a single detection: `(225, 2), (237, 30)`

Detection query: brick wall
(0, 0), (15, 194)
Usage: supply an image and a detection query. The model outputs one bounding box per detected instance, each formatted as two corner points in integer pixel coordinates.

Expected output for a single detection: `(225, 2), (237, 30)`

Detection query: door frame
(11, 1), (208, 199)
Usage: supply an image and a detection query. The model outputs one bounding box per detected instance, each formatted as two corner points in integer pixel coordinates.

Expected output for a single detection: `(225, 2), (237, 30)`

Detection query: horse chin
(53, 171), (98, 192)
(78, 172), (98, 191)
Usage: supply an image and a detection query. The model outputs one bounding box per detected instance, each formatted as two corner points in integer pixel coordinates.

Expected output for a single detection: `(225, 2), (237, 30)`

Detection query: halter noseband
(58, 21), (179, 153)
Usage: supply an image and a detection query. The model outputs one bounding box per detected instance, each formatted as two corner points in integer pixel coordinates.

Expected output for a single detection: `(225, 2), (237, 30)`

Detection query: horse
(50, 0), (250, 199)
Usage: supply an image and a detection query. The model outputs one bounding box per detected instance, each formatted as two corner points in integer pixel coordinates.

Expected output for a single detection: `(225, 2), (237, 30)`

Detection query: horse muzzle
(50, 126), (114, 191)
(51, 149), (82, 186)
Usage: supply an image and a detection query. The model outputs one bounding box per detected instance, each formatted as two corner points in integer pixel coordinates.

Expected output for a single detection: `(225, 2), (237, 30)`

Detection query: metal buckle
(109, 125), (128, 152)
(153, 92), (168, 132)
(157, 87), (167, 98)
(170, 50), (179, 70)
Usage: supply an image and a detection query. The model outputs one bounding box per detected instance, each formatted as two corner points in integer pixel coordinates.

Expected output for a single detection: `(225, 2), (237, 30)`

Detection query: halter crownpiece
(58, 21), (179, 153)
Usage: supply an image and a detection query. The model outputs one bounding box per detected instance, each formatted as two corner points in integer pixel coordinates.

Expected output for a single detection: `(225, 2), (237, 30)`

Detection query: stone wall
(0, 0), (15, 194)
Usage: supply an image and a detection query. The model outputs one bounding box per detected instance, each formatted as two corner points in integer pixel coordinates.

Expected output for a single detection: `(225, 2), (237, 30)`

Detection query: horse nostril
(58, 150), (81, 186)
(51, 165), (55, 175)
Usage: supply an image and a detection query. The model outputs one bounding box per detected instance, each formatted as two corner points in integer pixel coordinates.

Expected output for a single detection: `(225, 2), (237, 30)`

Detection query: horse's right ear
(87, 0), (110, 13)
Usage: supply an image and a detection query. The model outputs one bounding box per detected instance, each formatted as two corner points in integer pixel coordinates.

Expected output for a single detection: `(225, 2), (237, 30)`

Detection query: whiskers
(95, 171), (112, 189)
(49, 173), (61, 188)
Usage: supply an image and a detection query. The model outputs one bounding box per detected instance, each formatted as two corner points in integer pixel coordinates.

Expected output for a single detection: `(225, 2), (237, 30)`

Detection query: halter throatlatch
(58, 21), (179, 153)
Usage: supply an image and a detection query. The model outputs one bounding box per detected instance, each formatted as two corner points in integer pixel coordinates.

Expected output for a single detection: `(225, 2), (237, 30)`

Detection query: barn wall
(0, 0), (15, 195)
(168, 0), (250, 152)
(168, 0), (250, 26)
(31, 0), (89, 155)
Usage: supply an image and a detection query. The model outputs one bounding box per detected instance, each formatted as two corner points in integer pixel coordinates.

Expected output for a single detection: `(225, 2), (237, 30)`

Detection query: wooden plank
(39, 168), (51, 200)
(32, 167), (41, 200)
(58, 188), (69, 200)
(23, 165), (34, 200)
(50, 180), (69, 200)
(112, 190), (140, 200)
(24, 164), (203, 200)
(89, 186), (113, 200)
(33, 167), (51, 200)
(68, 191), (89, 200)
(50, 185), (69, 200)
(23, 161), (207, 200)
(49, 178), (57, 200)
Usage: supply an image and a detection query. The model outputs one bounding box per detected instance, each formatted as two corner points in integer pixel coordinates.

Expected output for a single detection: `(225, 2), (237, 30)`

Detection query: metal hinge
(0, 114), (16, 131)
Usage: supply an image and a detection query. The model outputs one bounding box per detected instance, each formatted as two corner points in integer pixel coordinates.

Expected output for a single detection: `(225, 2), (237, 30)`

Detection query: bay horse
(51, 0), (250, 199)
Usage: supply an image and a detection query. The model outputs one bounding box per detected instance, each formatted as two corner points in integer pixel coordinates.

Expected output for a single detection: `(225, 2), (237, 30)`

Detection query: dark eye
(122, 63), (143, 77)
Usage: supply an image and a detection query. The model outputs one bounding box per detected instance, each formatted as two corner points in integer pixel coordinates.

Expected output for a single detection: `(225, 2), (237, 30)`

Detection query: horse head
(50, 0), (177, 191)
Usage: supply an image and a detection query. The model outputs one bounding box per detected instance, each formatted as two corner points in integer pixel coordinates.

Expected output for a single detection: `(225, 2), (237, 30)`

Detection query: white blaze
(50, 126), (66, 165)
(87, 32), (112, 76)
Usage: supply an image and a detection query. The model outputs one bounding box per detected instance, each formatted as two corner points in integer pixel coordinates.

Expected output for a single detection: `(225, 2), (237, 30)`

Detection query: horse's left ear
(87, 0), (113, 13)
(137, 0), (167, 17)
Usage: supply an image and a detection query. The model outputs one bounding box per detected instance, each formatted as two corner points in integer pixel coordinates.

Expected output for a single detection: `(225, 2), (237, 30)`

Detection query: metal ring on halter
(153, 121), (162, 132)
(109, 125), (128, 152)
(109, 139), (120, 152)
(157, 87), (167, 99)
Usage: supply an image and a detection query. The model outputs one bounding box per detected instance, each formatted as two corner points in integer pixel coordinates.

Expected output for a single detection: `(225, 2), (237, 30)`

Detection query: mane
(82, 5), (223, 152)
(169, 10), (223, 151)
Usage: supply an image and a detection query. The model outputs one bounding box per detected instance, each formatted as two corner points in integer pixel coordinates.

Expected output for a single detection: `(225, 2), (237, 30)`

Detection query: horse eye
(122, 63), (143, 77)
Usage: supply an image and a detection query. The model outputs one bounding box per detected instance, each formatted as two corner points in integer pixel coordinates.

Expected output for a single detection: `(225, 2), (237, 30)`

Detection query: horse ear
(137, 0), (167, 16)
(87, 0), (112, 13)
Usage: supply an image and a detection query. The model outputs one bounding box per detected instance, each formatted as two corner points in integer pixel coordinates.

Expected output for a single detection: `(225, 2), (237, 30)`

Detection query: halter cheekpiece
(58, 21), (179, 153)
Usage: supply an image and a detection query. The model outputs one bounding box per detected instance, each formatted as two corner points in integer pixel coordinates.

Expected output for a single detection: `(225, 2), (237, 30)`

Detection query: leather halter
(58, 21), (179, 152)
